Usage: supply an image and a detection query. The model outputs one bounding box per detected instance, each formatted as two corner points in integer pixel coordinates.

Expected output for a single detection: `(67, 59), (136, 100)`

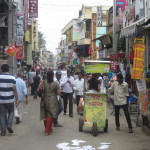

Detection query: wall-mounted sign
(29, 0), (38, 18)
(16, 12), (24, 47)
(97, 7), (102, 27)
(24, 0), (29, 30)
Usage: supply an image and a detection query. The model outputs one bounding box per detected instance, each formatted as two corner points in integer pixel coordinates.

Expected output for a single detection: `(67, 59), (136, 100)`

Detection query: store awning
(94, 32), (113, 45)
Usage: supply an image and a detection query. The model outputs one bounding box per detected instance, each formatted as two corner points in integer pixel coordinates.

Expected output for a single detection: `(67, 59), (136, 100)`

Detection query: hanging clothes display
(131, 37), (146, 80)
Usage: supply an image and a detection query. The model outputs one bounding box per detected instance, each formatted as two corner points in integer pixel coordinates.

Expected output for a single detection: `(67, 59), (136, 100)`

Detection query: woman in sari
(38, 70), (60, 135)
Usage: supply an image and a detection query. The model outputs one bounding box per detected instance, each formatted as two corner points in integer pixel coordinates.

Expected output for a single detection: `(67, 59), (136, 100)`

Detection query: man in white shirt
(15, 73), (28, 124)
(108, 73), (133, 133)
(73, 72), (84, 113)
(61, 69), (74, 117)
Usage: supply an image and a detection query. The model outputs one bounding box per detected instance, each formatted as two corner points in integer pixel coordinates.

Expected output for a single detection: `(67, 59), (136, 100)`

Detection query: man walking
(73, 72), (84, 113)
(62, 68), (74, 117)
(54, 70), (63, 127)
(108, 73), (133, 133)
(0, 64), (18, 136)
(33, 72), (41, 99)
(15, 73), (28, 124)
(28, 68), (36, 95)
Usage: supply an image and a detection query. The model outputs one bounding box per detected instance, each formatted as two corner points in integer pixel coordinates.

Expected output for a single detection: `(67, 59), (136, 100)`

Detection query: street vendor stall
(79, 60), (110, 136)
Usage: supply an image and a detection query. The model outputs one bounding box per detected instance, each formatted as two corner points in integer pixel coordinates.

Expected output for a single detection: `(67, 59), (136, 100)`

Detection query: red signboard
(6, 45), (18, 57)
(16, 46), (24, 60)
(29, 0), (38, 18)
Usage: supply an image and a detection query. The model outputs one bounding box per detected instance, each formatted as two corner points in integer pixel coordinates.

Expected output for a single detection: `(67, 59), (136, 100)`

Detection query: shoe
(69, 114), (73, 117)
(54, 124), (63, 127)
(1, 132), (6, 136)
(7, 127), (13, 133)
(16, 117), (20, 124)
(129, 128), (133, 133)
(63, 113), (67, 115)
(116, 127), (120, 130)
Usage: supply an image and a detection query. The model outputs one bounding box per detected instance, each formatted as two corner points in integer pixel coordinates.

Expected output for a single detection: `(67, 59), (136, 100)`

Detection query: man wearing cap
(15, 73), (28, 124)
(54, 70), (63, 127)
(61, 69), (74, 117)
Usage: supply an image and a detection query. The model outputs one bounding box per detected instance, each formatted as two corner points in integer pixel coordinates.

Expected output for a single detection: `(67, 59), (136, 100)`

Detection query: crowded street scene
(0, 0), (150, 150)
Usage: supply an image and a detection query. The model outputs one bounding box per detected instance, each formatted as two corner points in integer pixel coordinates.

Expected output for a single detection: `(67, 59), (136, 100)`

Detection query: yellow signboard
(84, 93), (107, 127)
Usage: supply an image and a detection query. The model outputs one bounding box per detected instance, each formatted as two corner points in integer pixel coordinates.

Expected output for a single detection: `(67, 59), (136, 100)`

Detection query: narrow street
(0, 96), (150, 150)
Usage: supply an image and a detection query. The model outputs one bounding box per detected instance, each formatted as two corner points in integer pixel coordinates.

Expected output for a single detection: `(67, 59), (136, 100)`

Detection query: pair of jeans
(30, 83), (34, 95)
(115, 104), (132, 129)
(63, 93), (73, 115)
(0, 103), (14, 133)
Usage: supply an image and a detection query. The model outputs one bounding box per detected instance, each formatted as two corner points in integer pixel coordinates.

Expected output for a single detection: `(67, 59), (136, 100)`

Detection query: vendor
(88, 73), (100, 92)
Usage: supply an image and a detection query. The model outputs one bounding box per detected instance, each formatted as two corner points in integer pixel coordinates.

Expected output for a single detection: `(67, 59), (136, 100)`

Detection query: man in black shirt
(33, 72), (41, 99)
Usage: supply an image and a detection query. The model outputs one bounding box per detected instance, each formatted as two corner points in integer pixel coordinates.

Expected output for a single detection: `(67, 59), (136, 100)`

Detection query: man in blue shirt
(15, 73), (28, 124)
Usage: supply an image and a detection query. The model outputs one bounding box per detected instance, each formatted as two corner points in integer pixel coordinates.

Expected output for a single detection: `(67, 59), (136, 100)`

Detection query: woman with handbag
(38, 70), (60, 135)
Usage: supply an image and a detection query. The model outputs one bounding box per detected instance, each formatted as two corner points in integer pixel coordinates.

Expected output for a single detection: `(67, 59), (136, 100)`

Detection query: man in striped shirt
(0, 64), (18, 136)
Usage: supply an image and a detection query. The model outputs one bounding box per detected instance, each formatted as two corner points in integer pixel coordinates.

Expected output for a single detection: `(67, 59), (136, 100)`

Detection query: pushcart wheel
(104, 119), (108, 132)
(93, 122), (98, 136)
(79, 118), (84, 132)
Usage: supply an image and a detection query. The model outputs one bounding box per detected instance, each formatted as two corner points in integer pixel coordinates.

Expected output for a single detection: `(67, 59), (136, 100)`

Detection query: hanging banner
(29, 0), (38, 18)
(116, 0), (128, 24)
(16, 12), (24, 47)
(5, 45), (18, 57)
(24, 0), (29, 30)
(16, 46), (24, 60)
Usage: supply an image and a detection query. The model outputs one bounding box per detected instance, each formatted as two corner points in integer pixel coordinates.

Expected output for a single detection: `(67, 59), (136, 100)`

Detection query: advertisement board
(84, 93), (107, 127)
(116, 0), (128, 24)
(85, 62), (110, 73)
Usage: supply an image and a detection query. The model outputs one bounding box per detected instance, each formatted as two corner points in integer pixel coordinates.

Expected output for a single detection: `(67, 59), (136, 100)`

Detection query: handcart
(79, 60), (110, 136)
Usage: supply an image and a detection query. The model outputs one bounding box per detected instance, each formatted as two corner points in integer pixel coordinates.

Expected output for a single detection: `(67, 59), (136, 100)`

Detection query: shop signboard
(24, 0), (29, 30)
(29, 0), (38, 18)
(84, 93), (107, 127)
(97, 7), (102, 27)
(16, 46), (24, 60)
(116, 0), (128, 24)
(72, 21), (81, 42)
(5, 45), (18, 57)
(16, 12), (24, 47)
(31, 20), (38, 51)
(85, 62), (110, 73)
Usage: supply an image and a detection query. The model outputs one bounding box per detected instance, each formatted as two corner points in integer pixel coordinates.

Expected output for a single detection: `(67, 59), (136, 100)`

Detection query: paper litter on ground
(71, 139), (86, 146)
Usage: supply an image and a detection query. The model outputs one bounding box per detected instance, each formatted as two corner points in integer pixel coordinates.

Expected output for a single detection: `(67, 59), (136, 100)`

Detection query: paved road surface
(0, 96), (150, 150)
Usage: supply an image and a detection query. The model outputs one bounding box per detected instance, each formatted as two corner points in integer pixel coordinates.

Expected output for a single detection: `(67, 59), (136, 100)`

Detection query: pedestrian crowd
(0, 64), (133, 136)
